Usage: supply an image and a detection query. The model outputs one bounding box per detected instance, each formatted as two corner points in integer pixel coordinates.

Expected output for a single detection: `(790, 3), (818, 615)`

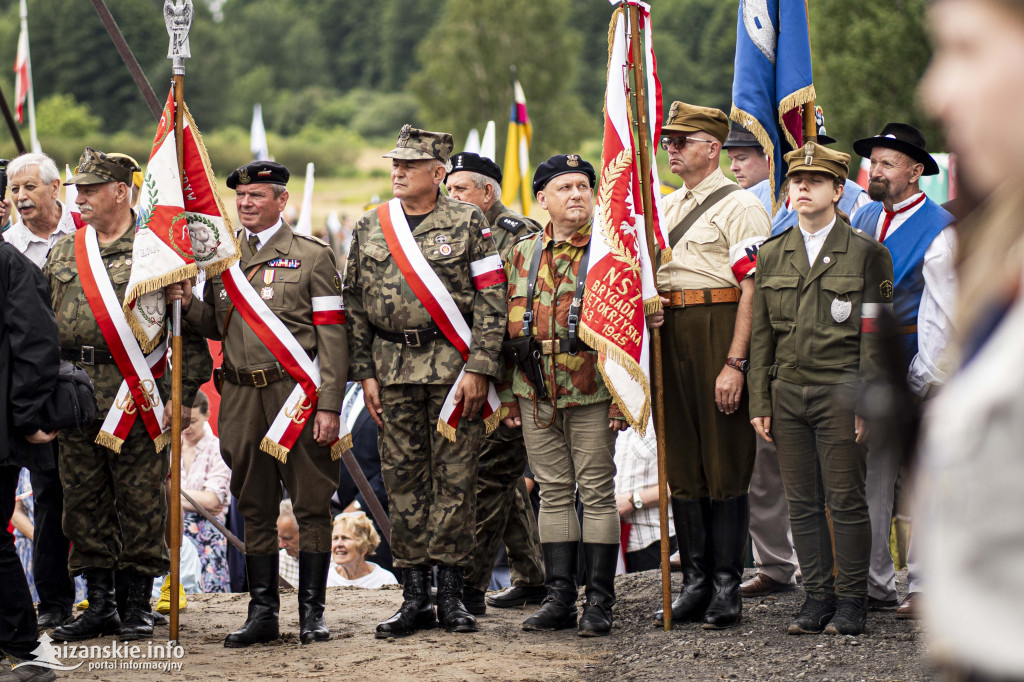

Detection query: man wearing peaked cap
(443, 151), (545, 616)
(749, 140), (894, 636)
(649, 100), (770, 630)
(849, 122), (956, 616)
(170, 156), (349, 647)
(45, 147), (212, 643)
(345, 124), (507, 637)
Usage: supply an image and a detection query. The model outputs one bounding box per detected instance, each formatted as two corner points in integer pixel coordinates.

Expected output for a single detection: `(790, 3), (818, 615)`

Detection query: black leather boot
(53, 569), (121, 641)
(462, 586), (486, 616)
(522, 542), (579, 631)
(118, 571), (155, 641)
(298, 551), (331, 644)
(702, 495), (749, 630)
(653, 497), (711, 625)
(578, 543), (618, 637)
(224, 554), (280, 647)
(436, 566), (478, 633)
(375, 566), (437, 639)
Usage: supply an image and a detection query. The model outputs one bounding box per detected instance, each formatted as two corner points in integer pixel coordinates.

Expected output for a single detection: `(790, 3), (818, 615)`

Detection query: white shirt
(246, 218), (283, 251)
(3, 201), (78, 267)
(326, 562), (398, 589)
(613, 424), (673, 552)
(799, 216), (836, 267)
(872, 192), (958, 396)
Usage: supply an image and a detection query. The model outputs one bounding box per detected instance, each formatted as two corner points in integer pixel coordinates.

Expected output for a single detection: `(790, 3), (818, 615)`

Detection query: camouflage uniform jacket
(44, 226), (212, 416)
(484, 201), (541, 260)
(503, 221), (620, 415)
(183, 223), (348, 412)
(344, 194), (507, 387)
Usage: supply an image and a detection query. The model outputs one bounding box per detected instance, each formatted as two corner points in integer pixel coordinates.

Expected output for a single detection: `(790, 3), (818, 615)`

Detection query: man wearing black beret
(502, 154), (626, 637)
(444, 152), (545, 615)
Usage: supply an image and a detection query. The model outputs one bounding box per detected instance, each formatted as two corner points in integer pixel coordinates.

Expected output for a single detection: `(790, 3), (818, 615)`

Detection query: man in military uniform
(652, 102), (770, 629)
(749, 142), (894, 636)
(503, 154), (628, 637)
(44, 149), (212, 642)
(344, 126), (507, 637)
(444, 151), (545, 614)
(171, 161), (347, 647)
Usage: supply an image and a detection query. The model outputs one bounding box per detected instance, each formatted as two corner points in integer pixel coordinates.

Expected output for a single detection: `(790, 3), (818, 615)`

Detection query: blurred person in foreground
(917, 0), (1024, 678)
(327, 513), (397, 589)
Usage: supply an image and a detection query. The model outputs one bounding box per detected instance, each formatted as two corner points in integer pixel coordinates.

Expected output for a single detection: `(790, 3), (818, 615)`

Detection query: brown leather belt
(663, 287), (741, 308)
(61, 346), (116, 365)
(898, 324), (918, 335)
(222, 361), (289, 388)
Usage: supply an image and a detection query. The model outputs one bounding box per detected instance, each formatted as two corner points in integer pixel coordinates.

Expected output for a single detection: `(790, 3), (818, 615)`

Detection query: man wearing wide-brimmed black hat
(850, 122), (956, 616)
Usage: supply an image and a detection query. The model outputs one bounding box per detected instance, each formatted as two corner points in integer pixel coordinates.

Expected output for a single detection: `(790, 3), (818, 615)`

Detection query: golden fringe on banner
(261, 437), (290, 463)
(330, 433), (353, 462)
(579, 324), (652, 436)
(436, 408), (501, 443)
(95, 431), (124, 453)
(124, 262), (198, 353)
(777, 84), (817, 151)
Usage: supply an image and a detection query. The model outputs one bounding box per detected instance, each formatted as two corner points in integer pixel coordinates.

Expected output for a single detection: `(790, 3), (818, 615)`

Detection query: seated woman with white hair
(327, 513), (397, 589)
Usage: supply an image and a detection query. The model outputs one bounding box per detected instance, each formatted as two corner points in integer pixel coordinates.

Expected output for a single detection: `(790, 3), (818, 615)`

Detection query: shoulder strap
(522, 237), (544, 338)
(668, 184), (741, 248)
(566, 239), (591, 354)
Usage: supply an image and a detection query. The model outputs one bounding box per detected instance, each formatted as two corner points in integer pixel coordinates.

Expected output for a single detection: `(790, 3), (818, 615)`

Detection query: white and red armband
(860, 302), (892, 333)
(312, 295), (346, 325)
(469, 254), (506, 290)
(728, 235), (765, 282)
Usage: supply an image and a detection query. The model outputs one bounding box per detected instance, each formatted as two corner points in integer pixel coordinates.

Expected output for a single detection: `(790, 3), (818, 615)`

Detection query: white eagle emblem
(742, 0), (777, 65)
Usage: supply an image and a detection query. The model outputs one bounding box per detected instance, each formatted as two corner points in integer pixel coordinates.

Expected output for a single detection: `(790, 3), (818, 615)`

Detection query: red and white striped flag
(63, 165), (86, 229)
(13, 0), (30, 124)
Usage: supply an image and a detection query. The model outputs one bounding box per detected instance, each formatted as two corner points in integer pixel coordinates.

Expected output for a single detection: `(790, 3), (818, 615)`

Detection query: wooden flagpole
(802, 0), (817, 143)
(624, 1), (673, 631)
(0, 82), (27, 154)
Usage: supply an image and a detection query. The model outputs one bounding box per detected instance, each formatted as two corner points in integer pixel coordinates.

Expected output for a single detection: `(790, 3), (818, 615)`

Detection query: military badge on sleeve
(880, 280), (894, 301)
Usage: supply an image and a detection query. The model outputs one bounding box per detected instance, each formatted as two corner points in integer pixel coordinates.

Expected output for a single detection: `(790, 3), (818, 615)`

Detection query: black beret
(532, 154), (596, 196)
(447, 152), (502, 185)
(226, 161), (290, 189)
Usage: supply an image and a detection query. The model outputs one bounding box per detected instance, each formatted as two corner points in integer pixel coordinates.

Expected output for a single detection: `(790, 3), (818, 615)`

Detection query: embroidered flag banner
(579, 2), (661, 435)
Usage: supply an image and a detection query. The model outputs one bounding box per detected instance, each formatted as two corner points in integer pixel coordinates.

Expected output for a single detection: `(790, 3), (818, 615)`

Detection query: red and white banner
(377, 199), (502, 440)
(579, 3), (663, 435)
(220, 264), (350, 462)
(63, 165), (86, 229)
(13, 10), (29, 125)
(75, 226), (169, 453)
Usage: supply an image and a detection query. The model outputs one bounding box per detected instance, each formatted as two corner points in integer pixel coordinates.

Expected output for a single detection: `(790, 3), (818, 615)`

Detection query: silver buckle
(403, 329), (422, 348)
(80, 346), (95, 366)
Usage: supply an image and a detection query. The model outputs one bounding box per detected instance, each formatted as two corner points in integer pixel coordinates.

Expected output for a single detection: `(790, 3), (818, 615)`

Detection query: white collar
(245, 218), (283, 249)
(799, 215), (837, 242)
(892, 191), (925, 212)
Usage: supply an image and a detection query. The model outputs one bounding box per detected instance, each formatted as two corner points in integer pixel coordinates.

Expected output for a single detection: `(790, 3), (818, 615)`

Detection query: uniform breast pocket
(760, 275), (800, 322)
(50, 267), (79, 322)
(109, 265), (132, 301)
(425, 239), (467, 290)
(818, 274), (864, 326)
(266, 269), (301, 310)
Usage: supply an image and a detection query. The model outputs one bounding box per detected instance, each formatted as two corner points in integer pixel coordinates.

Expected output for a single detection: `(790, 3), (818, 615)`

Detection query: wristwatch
(726, 357), (750, 374)
(632, 490), (643, 510)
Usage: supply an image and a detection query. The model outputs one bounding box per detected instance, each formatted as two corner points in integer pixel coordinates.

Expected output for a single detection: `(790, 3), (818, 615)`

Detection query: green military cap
(64, 147), (139, 186)
(383, 124), (454, 164)
(784, 141), (851, 182)
(662, 102), (730, 144)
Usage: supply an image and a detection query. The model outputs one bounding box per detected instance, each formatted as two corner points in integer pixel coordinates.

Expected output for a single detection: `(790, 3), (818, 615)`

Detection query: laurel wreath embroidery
(186, 214), (220, 263)
(598, 149), (641, 277)
(141, 176), (159, 231)
(167, 211), (193, 259)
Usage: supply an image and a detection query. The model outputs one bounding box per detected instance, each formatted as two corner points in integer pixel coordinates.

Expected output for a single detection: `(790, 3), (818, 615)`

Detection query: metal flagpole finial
(164, 0), (193, 74)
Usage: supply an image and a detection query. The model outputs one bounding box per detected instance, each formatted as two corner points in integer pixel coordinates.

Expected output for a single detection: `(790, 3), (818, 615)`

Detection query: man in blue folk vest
(850, 122), (956, 613)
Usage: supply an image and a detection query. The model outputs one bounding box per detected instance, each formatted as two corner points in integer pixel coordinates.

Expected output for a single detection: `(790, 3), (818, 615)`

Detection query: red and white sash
(75, 226), (169, 453)
(220, 262), (350, 462)
(377, 198), (503, 440)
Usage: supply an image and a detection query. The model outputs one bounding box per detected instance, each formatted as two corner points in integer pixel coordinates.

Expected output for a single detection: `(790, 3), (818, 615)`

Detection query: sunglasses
(659, 136), (715, 151)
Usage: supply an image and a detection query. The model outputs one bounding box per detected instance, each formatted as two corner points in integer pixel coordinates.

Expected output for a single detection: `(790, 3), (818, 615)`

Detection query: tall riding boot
(53, 569), (121, 641)
(436, 566), (478, 633)
(653, 497), (712, 625)
(702, 495), (750, 629)
(578, 543), (618, 637)
(522, 542), (579, 631)
(224, 554), (280, 647)
(118, 571), (155, 641)
(298, 551), (331, 644)
(375, 566), (437, 639)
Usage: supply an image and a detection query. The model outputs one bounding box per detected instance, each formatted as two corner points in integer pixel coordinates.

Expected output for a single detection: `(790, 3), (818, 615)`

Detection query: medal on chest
(261, 286), (275, 300)
(831, 296), (852, 323)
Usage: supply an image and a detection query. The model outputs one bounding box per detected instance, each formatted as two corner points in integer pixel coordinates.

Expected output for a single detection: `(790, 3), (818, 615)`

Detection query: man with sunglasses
(648, 102), (770, 630)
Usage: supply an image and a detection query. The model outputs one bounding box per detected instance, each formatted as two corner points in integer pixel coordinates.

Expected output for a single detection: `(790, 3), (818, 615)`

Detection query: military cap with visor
(852, 122), (940, 176)
(784, 141), (851, 182)
(447, 152), (502, 185)
(226, 161), (290, 189)
(532, 154), (596, 196)
(64, 147), (140, 186)
(383, 124), (454, 164)
(662, 101), (730, 144)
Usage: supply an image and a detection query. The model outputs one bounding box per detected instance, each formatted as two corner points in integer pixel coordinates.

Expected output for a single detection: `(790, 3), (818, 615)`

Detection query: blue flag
(731, 0), (815, 212)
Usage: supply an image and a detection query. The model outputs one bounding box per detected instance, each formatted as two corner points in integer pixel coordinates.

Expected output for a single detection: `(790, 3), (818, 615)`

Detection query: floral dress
(182, 424), (232, 592)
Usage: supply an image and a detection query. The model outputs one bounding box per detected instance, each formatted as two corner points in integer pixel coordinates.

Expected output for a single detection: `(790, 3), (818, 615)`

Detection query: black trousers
(30, 450), (74, 615)
(0, 465), (38, 659)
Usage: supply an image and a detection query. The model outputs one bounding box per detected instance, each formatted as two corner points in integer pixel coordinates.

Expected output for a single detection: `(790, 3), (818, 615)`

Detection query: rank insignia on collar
(267, 258), (300, 268)
(566, 154), (580, 167)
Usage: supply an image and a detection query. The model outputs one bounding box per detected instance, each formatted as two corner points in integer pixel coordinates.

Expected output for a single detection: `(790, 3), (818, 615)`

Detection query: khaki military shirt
(45, 227), (212, 415)
(343, 194), (507, 387)
(748, 219), (895, 417)
(184, 223), (348, 413)
(484, 200), (541, 260)
(657, 168), (770, 291)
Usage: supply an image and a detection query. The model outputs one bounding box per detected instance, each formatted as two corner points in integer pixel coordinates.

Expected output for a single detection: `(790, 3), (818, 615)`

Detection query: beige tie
(248, 234), (260, 256)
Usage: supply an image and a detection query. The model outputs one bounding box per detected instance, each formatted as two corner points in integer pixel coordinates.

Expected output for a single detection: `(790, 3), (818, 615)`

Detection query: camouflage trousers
(465, 424), (544, 591)
(378, 383), (484, 569)
(59, 417), (169, 578)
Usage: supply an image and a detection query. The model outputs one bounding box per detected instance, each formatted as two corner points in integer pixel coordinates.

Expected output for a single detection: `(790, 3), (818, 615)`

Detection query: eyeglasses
(659, 136), (715, 151)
